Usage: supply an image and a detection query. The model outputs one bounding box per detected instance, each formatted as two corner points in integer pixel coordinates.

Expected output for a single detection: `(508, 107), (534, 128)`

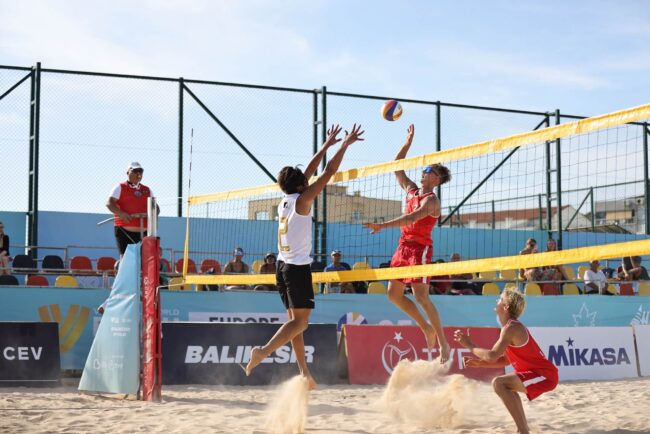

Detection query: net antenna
(182, 128), (194, 278)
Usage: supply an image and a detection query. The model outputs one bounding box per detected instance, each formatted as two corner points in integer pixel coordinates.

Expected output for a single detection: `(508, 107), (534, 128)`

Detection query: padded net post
(141, 235), (162, 402)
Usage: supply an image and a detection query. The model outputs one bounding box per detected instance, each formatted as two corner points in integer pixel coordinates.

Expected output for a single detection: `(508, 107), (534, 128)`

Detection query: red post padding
(141, 236), (162, 402)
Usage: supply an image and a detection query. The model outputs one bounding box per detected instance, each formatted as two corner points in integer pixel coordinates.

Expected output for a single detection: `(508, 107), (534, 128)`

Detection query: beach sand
(1, 372), (649, 433)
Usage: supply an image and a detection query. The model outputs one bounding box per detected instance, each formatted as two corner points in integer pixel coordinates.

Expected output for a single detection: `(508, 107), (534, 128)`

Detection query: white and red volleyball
(381, 99), (403, 121)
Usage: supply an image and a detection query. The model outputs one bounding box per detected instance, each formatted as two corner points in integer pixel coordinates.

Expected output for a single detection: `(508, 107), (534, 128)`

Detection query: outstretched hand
(463, 356), (484, 368)
(324, 124), (342, 147)
(342, 123), (365, 147)
(362, 222), (382, 234)
(405, 124), (414, 146)
(453, 329), (474, 349)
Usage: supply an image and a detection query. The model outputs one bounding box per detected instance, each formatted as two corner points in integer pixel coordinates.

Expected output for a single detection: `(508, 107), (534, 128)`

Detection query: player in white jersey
(246, 124), (364, 388)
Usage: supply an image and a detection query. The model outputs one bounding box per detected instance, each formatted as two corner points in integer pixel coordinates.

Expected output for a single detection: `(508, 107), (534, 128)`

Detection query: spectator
(519, 238), (541, 282)
(448, 253), (480, 295)
(0, 222), (10, 275)
(429, 258), (451, 295)
(583, 260), (608, 295)
(106, 162), (157, 259)
(323, 250), (355, 294)
(224, 247), (250, 290)
(254, 252), (278, 291)
(540, 239), (568, 282)
(618, 256), (650, 281)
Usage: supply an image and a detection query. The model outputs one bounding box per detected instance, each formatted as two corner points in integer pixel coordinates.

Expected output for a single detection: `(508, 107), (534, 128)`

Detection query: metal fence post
(590, 187), (595, 232)
(435, 101), (442, 225)
(544, 114), (552, 239)
(643, 122), (650, 235)
(178, 77), (184, 217)
(555, 109), (563, 249)
(312, 90), (320, 259)
(320, 86), (327, 263)
(27, 62), (41, 259)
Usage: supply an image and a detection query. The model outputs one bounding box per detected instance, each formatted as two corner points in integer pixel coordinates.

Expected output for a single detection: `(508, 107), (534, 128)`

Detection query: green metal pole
(643, 122), (650, 235)
(178, 77), (184, 217)
(590, 187), (595, 232)
(436, 101), (442, 225)
(555, 109), (563, 249)
(320, 86), (327, 263)
(545, 114), (552, 238)
(312, 90), (320, 259)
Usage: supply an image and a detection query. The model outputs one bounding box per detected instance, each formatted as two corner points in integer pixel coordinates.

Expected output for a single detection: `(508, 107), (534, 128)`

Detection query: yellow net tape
(183, 238), (650, 285)
(189, 103), (650, 205)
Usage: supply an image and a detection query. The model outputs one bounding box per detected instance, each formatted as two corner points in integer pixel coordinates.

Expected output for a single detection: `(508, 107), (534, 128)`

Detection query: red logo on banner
(343, 325), (503, 384)
(381, 332), (420, 374)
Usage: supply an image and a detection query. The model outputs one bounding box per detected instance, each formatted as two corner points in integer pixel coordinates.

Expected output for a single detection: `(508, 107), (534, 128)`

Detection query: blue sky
(1, 0), (650, 214)
(3, 0), (649, 113)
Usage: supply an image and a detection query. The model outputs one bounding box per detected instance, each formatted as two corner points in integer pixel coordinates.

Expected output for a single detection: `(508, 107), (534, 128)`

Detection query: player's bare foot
(438, 340), (451, 364)
(245, 347), (267, 376)
(423, 325), (438, 352)
(304, 374), (317, 391)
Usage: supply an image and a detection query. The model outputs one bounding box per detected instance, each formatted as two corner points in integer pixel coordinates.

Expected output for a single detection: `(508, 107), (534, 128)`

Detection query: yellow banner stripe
(59, 304), (79, 339)
(61, 306), (90, 353)
(50, 304), (63, 324)
(183, 238), (650, 285)
(38, 306), (52, 322)
(189, 103), (650, 204)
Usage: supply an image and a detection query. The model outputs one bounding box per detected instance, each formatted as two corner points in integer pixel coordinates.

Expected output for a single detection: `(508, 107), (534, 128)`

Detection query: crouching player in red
(454, 287), (558, 434)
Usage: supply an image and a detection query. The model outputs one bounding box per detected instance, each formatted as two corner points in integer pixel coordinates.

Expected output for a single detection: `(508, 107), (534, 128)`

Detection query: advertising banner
(632, 325), (650, 377)
(342, 325), (502, 385)
(188, 311), (288, 323)
(78, 244), (141, 395)
(2, 287), (650, 370)
(0, 322), (61, 386)
(529, 327), (637, 381)
(162, 323), (338, 385)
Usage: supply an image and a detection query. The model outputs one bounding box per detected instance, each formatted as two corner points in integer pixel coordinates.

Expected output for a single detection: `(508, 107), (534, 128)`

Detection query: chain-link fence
(1, 63), (648, 256)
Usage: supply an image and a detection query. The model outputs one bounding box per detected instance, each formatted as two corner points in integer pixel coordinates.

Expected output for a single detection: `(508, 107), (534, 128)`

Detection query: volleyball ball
(381, 100), (402, 121)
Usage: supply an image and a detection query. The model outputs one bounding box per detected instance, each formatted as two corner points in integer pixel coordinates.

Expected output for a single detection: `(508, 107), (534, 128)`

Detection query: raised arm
(303, 125), (342, 180)
(363, 193), (439, 234)
(394, 124), (417, 192)
(296, 124), (364, 214)
(454, 323), (520, 363)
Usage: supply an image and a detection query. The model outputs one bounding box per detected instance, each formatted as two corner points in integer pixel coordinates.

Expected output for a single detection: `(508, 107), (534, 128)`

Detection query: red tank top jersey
(114, 182), (151, 227)
(505, 319), (557, 376)
(399, 187), (438, 246)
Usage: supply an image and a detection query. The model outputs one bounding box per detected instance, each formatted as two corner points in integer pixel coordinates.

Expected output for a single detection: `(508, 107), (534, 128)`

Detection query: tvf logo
(38, 304), (90, 352)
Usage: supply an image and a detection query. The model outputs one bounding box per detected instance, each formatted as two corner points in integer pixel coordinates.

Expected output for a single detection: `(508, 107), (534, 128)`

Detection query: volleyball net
(182, 103), (650, 286)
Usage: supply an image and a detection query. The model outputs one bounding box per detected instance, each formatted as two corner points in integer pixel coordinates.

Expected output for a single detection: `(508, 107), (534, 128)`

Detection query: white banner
(188, 312), (287, 323)
(633, 325), (650, 377)
(529, 327), (637, 381)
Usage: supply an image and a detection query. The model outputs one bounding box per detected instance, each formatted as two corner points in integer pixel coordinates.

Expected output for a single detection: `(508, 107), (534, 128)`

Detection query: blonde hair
(503, 287), (526, 319)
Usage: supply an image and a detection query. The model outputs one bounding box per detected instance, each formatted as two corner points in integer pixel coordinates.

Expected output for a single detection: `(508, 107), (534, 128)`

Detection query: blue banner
(78, 244), (141, 395)
(1, 284), (649, 370)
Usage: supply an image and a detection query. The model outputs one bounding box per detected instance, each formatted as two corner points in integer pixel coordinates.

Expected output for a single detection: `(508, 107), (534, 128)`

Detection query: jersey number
(278, 217), (290, 252)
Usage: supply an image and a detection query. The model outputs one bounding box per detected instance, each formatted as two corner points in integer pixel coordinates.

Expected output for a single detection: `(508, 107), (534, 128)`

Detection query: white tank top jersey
(277, 193), (313, 265)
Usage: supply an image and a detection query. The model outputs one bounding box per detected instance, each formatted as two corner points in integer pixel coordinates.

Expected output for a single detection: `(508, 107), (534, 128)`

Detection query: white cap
(127, 162), (143, 171)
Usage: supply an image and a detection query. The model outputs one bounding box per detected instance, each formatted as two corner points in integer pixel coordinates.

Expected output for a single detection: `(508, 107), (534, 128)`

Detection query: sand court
(1, 372), (649, 434)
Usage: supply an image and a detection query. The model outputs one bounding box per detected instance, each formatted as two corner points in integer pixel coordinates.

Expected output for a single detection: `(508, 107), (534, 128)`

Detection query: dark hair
(277, 166), (307, 194)
(430, 163), (451, 185)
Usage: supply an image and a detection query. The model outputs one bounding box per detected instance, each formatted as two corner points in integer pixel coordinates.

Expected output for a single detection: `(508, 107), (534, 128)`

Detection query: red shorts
(390, 242), (433, 284)
(516, 370), (558, 401)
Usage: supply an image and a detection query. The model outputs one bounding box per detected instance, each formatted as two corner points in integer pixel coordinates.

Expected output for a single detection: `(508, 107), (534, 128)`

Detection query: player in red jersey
(363, 124), (452, 363)
(454, 287), (558, 434)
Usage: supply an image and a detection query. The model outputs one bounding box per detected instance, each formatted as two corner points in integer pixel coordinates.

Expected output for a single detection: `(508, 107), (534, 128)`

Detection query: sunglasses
(422, 168), (440, 177)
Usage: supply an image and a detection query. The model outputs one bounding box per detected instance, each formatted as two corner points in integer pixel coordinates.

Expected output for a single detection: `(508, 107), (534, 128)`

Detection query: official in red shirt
(363, 124), (452, 364)
(106, 162), (156, 257)
(454, 287), (558, 434)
